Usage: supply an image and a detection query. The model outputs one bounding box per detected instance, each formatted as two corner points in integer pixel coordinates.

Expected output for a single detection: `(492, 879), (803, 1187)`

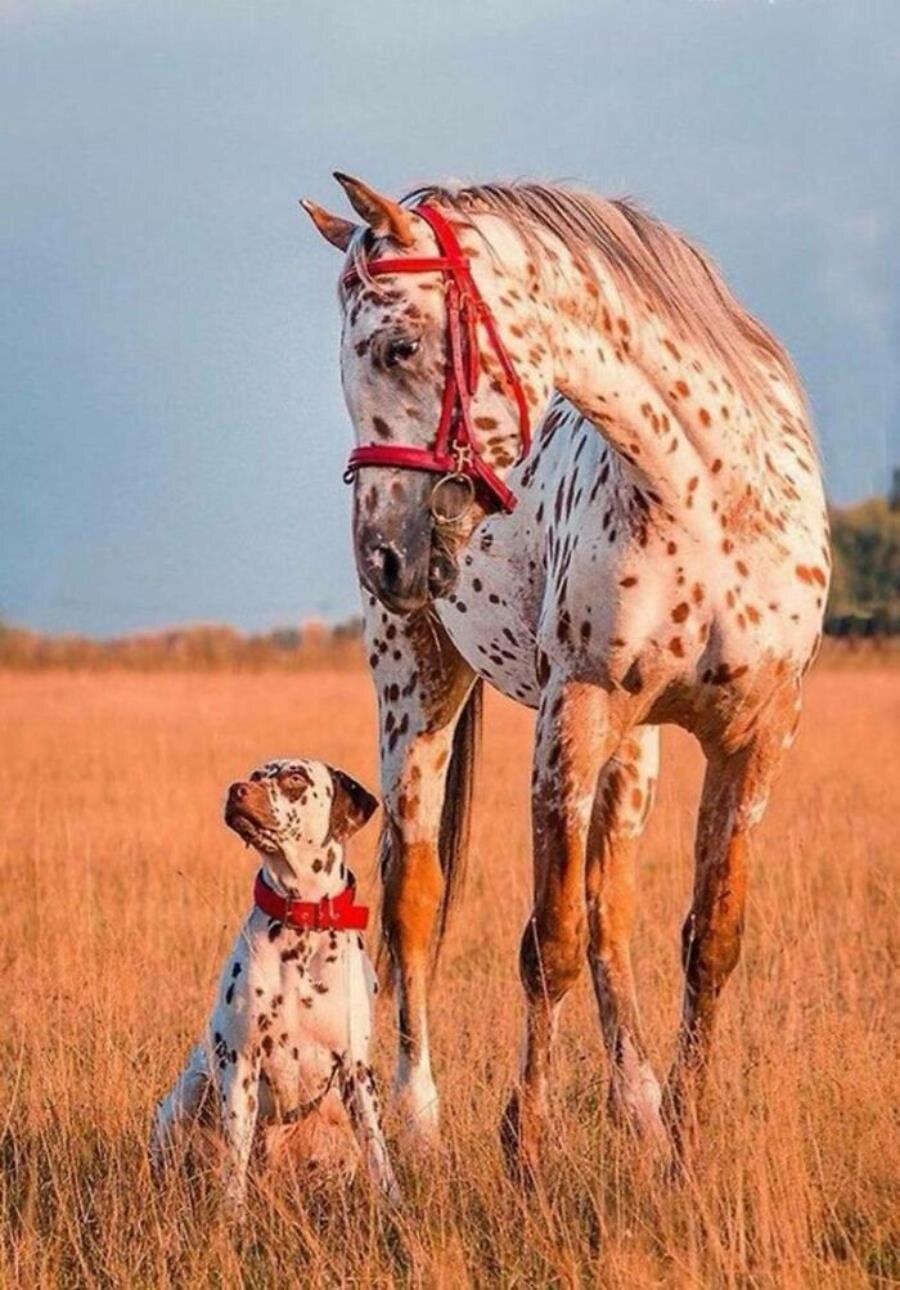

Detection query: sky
(1, 0), (898, 636)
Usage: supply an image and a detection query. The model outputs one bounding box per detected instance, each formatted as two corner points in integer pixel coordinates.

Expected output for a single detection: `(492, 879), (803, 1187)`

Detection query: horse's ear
(300, 199), (358, 251)
(333, 172), (414, 247)
(329, 768), (378, 841)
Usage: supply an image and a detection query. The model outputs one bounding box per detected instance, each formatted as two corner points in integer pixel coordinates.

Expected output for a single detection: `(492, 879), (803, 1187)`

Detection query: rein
(341, 204), (531, 513)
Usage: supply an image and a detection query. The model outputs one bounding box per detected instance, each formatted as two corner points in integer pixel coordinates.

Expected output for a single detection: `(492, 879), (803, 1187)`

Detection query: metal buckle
(316, 896), (335, 929)
(451, 442), (475, 472)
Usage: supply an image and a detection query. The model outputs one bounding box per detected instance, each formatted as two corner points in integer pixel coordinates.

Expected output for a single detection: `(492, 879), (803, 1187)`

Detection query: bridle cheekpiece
(341, 204), (531, 513)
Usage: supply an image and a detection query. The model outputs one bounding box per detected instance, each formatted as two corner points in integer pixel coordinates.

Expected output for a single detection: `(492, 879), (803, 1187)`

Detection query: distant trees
(0, 618), (365, 671)
(827, 487), (899, 635)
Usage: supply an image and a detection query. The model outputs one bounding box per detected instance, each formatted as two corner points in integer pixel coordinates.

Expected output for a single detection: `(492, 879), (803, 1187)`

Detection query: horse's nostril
(362, 538), (429, 612)
(375, 544), (402, 590)
(429, 549), (457, 598)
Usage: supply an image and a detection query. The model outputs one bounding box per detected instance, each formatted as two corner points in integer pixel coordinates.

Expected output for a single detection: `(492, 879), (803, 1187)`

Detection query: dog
(151, 758), (399, 1210)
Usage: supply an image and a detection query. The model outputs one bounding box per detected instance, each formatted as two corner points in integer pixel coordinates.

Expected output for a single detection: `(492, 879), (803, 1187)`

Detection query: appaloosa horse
(302, 176), (829, 1175)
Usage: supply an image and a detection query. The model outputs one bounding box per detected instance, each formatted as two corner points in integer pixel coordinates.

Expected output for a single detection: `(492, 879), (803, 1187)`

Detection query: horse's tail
(377, 678), (483, 982)
(435, 677), (482, 956)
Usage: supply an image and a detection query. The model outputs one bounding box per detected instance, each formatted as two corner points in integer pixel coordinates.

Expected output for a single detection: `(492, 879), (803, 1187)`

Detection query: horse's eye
(384, 336), (420, 368)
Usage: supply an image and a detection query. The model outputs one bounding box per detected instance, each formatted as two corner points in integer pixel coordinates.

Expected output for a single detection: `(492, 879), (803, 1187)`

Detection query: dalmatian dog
(151, 758), (399, 1211)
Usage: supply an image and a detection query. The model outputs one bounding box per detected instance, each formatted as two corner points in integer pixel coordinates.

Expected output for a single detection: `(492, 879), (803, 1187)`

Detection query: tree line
(827, 475), (899, 636)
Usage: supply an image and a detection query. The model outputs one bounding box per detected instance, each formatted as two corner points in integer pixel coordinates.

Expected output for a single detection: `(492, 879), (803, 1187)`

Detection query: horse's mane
(399, 180), (803, 414)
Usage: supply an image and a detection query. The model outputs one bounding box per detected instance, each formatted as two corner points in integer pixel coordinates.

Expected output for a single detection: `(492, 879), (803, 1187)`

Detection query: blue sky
(2, 0), (897, 635)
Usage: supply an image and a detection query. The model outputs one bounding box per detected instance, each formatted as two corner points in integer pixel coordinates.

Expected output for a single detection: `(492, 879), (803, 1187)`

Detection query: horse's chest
(433, 432), (627, 705)
(436, 519), (543, 708)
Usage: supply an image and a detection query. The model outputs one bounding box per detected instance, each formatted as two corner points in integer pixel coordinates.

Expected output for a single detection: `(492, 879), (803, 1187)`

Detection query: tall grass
(0, 669), (896, 1287)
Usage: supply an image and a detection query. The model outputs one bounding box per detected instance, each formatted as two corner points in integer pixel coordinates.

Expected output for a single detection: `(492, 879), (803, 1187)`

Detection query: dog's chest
(273, 926), (347, 1013)
(225, 921), (375, 1103)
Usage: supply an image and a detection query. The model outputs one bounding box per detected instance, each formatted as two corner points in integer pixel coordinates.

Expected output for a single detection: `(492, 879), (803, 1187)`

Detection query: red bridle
(341, 204), (531, 513)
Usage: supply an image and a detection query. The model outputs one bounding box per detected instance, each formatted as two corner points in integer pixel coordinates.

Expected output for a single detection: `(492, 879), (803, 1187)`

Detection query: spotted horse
(301, 175), (830, 1177)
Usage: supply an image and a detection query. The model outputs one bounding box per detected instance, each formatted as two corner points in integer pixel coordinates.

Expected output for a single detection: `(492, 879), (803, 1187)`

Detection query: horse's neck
(477, 217), (818, 527)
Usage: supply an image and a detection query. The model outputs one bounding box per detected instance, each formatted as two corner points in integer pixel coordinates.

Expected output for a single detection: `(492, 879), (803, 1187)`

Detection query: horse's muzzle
(363, 541), (429, 614)
(356, 527), (461, 614)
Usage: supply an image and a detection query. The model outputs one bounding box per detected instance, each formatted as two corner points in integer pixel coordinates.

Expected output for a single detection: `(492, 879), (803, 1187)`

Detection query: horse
(301, 175), (830, 1177)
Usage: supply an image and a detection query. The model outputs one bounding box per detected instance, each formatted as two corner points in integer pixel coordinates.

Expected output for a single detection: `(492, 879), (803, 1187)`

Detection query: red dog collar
(341, 203), (530, 513)
(253, 870), (369, 932)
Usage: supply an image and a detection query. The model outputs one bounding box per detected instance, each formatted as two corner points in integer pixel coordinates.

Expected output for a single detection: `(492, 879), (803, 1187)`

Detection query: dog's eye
(384, 336), (420, 368)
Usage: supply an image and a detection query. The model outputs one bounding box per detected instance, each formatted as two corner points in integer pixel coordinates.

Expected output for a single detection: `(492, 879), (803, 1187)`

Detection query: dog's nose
(228, 782), (248, 802)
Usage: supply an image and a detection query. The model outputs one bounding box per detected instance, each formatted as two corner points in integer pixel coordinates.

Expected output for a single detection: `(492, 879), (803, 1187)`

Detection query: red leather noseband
(341, 204), (531, 513)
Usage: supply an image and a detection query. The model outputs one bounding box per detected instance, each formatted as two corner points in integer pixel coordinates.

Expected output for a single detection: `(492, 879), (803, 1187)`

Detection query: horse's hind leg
(503, 677), (625, 1179)
(665, 700), (796, 1145)
(585, 724), (666, 1146)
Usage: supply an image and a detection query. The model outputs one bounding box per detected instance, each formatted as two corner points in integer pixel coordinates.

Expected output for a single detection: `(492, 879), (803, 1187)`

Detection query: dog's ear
(329, 768), (378, 841)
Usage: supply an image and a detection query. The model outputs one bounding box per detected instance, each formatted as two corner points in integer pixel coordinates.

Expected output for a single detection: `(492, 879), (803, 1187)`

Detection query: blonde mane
(398, 180), (803, 415)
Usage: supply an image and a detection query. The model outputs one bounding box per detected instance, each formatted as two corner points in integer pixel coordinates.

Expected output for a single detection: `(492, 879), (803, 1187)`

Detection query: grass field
(0, 667), (897, 1287)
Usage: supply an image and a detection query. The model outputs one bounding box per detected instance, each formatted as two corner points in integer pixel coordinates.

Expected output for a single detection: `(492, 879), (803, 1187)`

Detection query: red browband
(341, 203), (531, 513)
(253, 870), (369, 932)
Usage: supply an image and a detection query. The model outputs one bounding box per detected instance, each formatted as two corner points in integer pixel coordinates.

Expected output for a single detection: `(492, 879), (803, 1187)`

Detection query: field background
(0, 666), (897, 1287)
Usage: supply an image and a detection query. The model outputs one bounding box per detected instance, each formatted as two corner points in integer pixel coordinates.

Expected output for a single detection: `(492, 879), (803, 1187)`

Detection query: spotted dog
(151, 758), (399, 1210)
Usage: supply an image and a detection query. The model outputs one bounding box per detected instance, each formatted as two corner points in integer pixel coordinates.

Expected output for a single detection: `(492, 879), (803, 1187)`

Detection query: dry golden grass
(0, 667), (897, 1287)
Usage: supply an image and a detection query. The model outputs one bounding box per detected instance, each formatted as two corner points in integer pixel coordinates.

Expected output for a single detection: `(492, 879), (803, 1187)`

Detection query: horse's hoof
(607, 1082), (671, 1160)
(660, 1074), (705, 1178)
(395, 1082), (442, 1152)
(500, 1090), (541, 1188)
(395, 1112), (443, 1160)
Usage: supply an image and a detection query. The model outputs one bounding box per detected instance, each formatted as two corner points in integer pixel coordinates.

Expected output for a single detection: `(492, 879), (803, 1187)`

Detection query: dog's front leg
(151, 1043), (210, 1171)
(218, 1049), (260, 1217)
(341, 1060), (401, 1205)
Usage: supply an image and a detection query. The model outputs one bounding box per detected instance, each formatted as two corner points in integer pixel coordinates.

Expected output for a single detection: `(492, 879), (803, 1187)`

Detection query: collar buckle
(316, 895), (335, 929)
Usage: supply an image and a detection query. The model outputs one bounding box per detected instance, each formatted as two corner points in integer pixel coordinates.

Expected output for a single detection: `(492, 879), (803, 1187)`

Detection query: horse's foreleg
(366, 603), (478, 1148)
(585, 724), (666, 1145)
(503, 677), (623, 1180)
